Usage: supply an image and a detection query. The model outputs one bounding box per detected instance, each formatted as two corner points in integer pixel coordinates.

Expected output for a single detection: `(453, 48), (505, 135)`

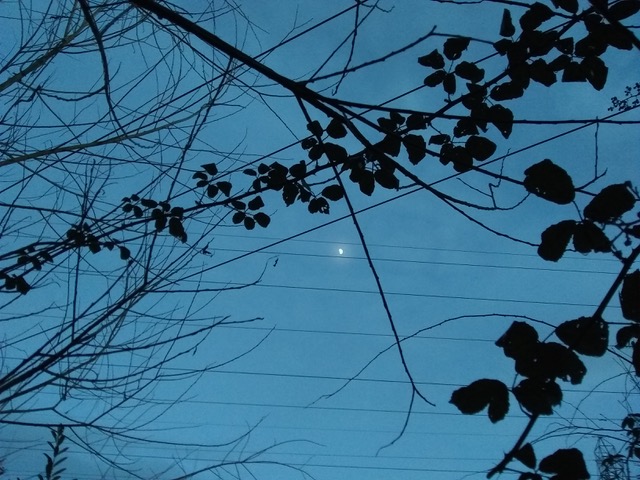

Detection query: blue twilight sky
(0, 1), (638, 479)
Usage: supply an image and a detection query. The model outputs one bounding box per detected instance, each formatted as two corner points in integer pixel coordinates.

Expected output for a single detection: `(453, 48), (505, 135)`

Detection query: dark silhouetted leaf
(602, 23), (635, 50)
(418, 49), (445, 69)
(494, 38), (513, 55)
(301, 137), (316, 150)
(243, 168), (257, 176)
(15, 276), (31, 295)
(289, 161), (307, 179)
(378, 134), (402, 157)
(609, 0), (640, 19)
(575, 32), (608, 58)
(403, 134), (427, 165)
(584, 183), (635, 222)
(538, 220), (576, 261)
(573, 221), (611, 253)
(324, 143), (348, 163)
(552, 0), (579, 13)
(202, 163), (218, 176)
(490, 82), (524, 101)
(424, 70), (446, 87)
(529, 59), (556, 86)
(549, 54), (571, 71)
(519, 474), (543, 480)
(443, 72), (457, 94)
(616, 324), (640, 348)
(169, 217), (187, 242)
(519, 3), (553, 31)
(582, 56), (608, 90)
(429, 134), (451, 145)
(374, 169), (399, 190)
(496, 321), (539, 359)
(465, 136), (496, 161)
(453, 117), (478, 137)
(500, 9), (516, 37)
(308, 145), (324, 161)
(322, 185), (344, 201)
(556, 316), (609, 356)
(119, 246), (131, 260)
(282, 182), (298, 206)
(243, 216), (256, 230)
(307, 120), (323, 136)
(231, 200), (246, 210)
(620, 270), (640, 322)
(443, 37), (470, 60)
(406, 113), (427, 130)
(140, 198), (157, 208)
(562, 61), (587, 82)
(514, 443), (537, 469)
(192, 172), (207, 180)
(254, 212), (270, 228)
(308, 197), (329, 214)
(455, 61), (485, 82)
(555, 37), (574, 54)
(358, 170), (375, 196)
(326, 118), (348, 139)
(232, 211), (245, 224)
(247, 196), (264, 211)
(539, 448), (590, 478)
(207, 184), (219, 198)
(524, 159), (575, 204)
(513, 378), (562, 415)
(515, 342), (586, 384)
(217, 181), (232, 197)
(196, 179), (208, 188)
(450, 379), (510, 423)
(442, 145), (473, 172)
(487, 105), (514, 139)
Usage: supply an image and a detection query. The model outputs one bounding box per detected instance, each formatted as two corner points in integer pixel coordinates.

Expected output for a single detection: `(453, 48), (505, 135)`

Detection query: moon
(338, 248), (344, 255)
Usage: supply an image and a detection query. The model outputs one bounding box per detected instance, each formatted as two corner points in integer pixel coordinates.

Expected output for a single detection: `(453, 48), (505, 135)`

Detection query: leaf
(324, 143), (348, 163)
(232, 211), (246, 224)
(15, 276), (31, 295)
(524, 159), (575, 204)
(609, 0), (640, 20)
(572, 221), (610, 253)
(418, 49), (445, 69)
(254, 212), (271, 228)
(556, 316), (609, 356)
(562, 61), (587, 82)
(322, 184), (344, 201)
(552, 0), (579, 13)
(289, 161), (307, 179)
(374, 169), (399, 190)
(519, 2), (553, 31)
(207, 184), (219, 198)
(487, 104), (514, 138)
(496, 321), (539, 359)
(490, 82), (525, 101)
(582, 56), (608, 90)
(168, 217), (187, 242)
(514, 443), (537, 469)
(620, 270), (640, 322)
(140, 198), (158, 208)
(494, 38), (513, 55)
(282, 182), (298, 206)
(406, 113), (427, 130)
(202, 163), (218, 176)
(378, 134), (402, 156)
(515, 342), (586, 384)
(450, 379), (510, 422)
(307, 120), (323, 136)
(555, 37), (574, 55)
(538, 220), (576, 262)
(454, 61), (485, 83)
(217, 181), (232, 197)
(513, 378), (562, 415)
(326, 118), (348, 139)
(247, 196), (265, 211)
(616, 324), (640, 348)
(429, 134), (451, 145)
(529, 59), (556, 86)
(443, 37), (470, 60)
(119, 246), (131, 260)
(500, 9), (516, 37)
(465, 136), (496, 161)
(584, 183), (635, 222)
(398, 134), (426, 165)
(519, 474), (542, 480)
(453, 117), (478, 137)
(308, 197), (329, 214)
(442, 145), (473, 172)
(243, 216), (255, 230)
(358, 170), (375, 196)
(443, 72), (457, 94)
(424, 70), (446, 87)
(539, 448), (590, 479)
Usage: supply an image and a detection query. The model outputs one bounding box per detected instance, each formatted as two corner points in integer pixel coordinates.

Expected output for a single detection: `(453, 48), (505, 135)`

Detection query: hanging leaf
(514, 443), (537, 469)
(247, 196), (265, 211)
(443, 37), (471, 60)
(377, 134), (402, 156)
(418, 49), (445, 68)
(465, 136), (496, 161)
(322, 185), (344, 201)
(358, 170), (375, 196)
(539, 449), (590, 479)
(450, 379), (510, 423)
(429, 134), (451, 145)
(454, 61), (485, 83)
(519, 2), (553, 31)
(562, 61), (587, 82)
(374, 169), (400, 190)
(119, 246), (131, 260)
(500, 9), (516, 37)
(324, 143), (348, 163)
(168, 217), (187, 242)
(326, 118), (348, 139)
(609, 0), (640, 20)
(289, 161), (307, 179)
(616, 324), (640, 348)
(529, 59), (557, 86)
(453, 117), (478, 137)
(282, 182), (299, 206)
(582, 56), (608, 90)
(496, 321), (539, 359)
(207, 184), (219, 198)
(538, 220), (576, 262)
(254, 212), (271, 228)
(443, 72), (457, 94)
(232, 211), (245, 224)
(243, 216), (256, 230)
(620, 270), (640, 322)
(556, 316), (609, 356)
(514, 342), (586, 384)
(572, 221), (611, 253)
(584, 183), (635, 222)
(424, 69), (446, 87)
(513, 378), (562, 415)
(217, 181), (232, 197)
(202, 163), (218, 176)
(307, 120), (323, 136)
(487, 104), (514, 138)
(308, 197), (330, 214)
(523, 159), (575, 204)
(140, 198), (158, 208)
(551, 0), (579, 13)
(403, 134), (427, 165)
(406, 113), (427, 130)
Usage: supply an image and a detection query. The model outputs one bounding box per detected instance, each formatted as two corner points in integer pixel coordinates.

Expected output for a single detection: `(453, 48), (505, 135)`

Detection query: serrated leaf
(202, 163), (218, 176)
(582, 56), (608, 90)
(620, 270), (640, 322)
(538, 220), (576, 262)
(519, 2), (553, 31)
(556, 316), (609, 356)
(321, 184), (344, 201)
(443, 37), (471, 60)
(524, 159), (576, 204)
(418, 49), (445, 68)
(454, 61), (485, 82)
(514, 443), (537, 469)
(584, 183), (635, 222)
(403, 134), (427, 165)
(465, 136), (496, 161)
(450, 379), (510, 423)
(254, 212), (270, 228)
(539, 448), (590, 478)
(572, 221), (611, 253)
(513, 378), (562, 415)
(487, 104), (514, 138)
(496, 322), (539, 359)
(424, 69), (446, 87)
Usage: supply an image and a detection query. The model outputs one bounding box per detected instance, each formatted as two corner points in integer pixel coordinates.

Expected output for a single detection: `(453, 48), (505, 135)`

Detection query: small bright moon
(338, 248), (344, 255)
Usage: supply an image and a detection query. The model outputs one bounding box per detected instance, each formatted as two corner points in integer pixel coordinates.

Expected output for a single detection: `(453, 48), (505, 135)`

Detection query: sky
(0, 1), (639, 479)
